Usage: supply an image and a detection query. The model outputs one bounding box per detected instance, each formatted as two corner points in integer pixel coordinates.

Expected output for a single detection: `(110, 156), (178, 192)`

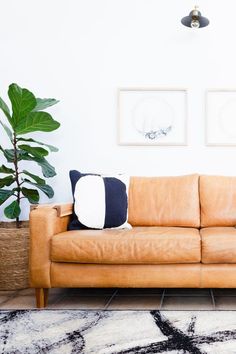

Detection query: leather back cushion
(200, 175), (236, 227)
(128, 174), (200, 227)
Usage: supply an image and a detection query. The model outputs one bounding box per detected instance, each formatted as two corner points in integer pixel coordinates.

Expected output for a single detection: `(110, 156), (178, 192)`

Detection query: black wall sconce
(181, 6), (209, 28)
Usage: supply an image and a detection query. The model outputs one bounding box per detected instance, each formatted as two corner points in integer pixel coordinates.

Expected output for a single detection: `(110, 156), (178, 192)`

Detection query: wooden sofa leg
(44, 288), (49, 307)
(35, 288), (48, 308)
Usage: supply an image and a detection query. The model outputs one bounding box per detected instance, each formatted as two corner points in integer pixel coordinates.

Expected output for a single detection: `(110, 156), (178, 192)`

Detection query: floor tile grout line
(103, 290), (118, 310)
(49, 294), (67, 307)
(164, 294), (236, 298)
(113, 294), (165, 297)
(0, 290), (20, 306)
(2, 288), (236, 310)
(64, 293), (116, 297)
(210, 289), (216, 310)
(159, 289), (165, 310)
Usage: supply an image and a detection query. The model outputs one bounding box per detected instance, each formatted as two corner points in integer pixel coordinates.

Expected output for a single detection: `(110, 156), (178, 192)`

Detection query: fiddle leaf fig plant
(0, 83), (60, 227)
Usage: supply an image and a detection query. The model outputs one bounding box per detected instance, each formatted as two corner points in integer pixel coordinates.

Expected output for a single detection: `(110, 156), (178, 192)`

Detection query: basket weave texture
(0, 222), (29, 290)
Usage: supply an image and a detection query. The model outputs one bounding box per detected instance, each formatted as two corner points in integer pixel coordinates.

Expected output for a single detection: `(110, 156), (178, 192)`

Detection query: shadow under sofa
(29, 174), (236, 308)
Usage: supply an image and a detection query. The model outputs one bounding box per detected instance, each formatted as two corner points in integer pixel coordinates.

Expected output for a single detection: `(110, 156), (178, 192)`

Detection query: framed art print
(118, 88), (187, 146)
(206, 89), (236, 146)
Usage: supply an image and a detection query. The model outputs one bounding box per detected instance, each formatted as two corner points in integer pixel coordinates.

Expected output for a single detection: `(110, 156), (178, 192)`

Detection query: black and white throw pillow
(68, 170), (131, 230)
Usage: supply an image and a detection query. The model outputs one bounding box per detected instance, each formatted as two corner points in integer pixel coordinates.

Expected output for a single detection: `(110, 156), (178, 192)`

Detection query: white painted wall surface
(1, 0), (236, 220)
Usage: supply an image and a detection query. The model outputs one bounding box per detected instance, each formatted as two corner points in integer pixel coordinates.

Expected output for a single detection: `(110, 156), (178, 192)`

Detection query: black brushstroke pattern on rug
(115, 310), (236, 354)
(0, 310), (29, 351)
(0, 309), (104, 354)
(1, 310), (236, 354)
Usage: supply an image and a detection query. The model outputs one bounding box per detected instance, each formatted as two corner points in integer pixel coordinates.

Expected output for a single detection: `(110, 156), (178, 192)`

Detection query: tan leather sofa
(30, 174), (236, 308)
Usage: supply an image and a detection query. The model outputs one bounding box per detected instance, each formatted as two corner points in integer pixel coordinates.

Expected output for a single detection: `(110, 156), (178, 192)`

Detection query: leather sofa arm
(29, 203), (72, 288)
(30, 202), (73, 217)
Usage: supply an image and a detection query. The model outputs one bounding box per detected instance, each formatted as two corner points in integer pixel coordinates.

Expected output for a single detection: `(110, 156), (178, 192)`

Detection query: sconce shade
(181, 8), (209, 28)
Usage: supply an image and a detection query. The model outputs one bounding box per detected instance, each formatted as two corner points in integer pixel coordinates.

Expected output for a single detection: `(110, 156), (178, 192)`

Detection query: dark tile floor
(1, 288), (236, 310)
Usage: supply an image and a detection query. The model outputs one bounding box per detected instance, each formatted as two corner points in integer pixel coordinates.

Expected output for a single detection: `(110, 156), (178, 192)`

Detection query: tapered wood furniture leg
(35, 288), (48, 308)
(44, 288), (49, 307)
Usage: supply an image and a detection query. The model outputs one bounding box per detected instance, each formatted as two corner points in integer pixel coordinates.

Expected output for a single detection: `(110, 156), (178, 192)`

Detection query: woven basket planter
(0, 221), (29, 290)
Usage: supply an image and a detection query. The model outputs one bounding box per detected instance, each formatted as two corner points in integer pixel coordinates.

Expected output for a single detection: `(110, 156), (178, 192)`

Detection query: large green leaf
(0, 146), (26, 162)
(4, 200), (21, 219)
(17, 137), (58, 152)
(33, 98), (59, 111)
(24, 179), (54, 198)
(0, 189), (14, 205)
(0, 165), (15, 174)
(0, 176), (15, 188)
(19, 144), (49, 158)
(15, 111), (60, 135)
(22, 170), (45, 185)
(8, 83), (36, 127)
(21, 154), (56, 177)
(0, 120), (12, 140)
(22, 187), (39, 204)
(35, 158), (56, 178)
(0, 146), (14, 162)
(0, 97), (13, 139)
(0, 97), (12, 121)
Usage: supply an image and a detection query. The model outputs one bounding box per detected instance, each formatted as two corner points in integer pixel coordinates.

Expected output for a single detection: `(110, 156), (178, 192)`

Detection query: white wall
(1, 0), (236, 220)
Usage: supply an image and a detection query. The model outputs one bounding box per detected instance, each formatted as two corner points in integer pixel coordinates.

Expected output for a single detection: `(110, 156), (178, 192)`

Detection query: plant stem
(13, 133), (20, 228)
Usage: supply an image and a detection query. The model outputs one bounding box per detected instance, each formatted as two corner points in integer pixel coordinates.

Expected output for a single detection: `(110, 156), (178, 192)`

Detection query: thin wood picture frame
(118, 88), (188, 146)
(206, 89), (236, 146)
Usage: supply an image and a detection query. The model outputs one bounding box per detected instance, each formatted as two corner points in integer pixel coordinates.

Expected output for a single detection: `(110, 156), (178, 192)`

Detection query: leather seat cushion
(51, 227), (201, 264)
(201, 227), (236, 263)
(200, 175), (236, 227)
(128, 174), (200, 227)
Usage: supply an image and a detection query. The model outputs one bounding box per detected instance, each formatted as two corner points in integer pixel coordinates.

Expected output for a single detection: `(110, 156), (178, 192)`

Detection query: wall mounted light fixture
(181, 6), (209, 28)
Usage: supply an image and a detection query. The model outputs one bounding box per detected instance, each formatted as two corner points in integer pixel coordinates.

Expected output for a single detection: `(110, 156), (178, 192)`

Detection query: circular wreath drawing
(132, 97), (174, 140)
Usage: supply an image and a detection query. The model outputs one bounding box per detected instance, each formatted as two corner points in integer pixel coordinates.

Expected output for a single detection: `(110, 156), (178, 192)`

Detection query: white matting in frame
(206, 89), (236, 146)
(118, 88), (187, 146)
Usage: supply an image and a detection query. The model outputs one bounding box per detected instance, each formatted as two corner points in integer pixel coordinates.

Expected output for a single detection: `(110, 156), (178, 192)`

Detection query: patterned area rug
(1, 310), (236, 353)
